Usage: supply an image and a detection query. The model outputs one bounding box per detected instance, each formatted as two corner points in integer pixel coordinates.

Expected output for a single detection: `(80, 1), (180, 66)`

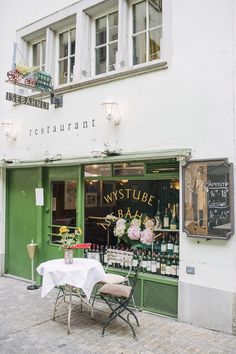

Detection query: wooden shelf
(155, 229), (179, 232)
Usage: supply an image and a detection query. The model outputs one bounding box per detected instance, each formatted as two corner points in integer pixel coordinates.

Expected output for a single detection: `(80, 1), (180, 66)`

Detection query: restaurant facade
(0, 0), (236, 335)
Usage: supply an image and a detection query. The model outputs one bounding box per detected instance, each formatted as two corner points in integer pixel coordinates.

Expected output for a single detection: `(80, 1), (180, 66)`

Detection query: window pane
(149, 0), (162, 28)
(109, 12), (118, 41)
(96, 16), (107, 46)
(109, 42), (118, 71)
(51, 180), (77, 244)
(113, 163), (144, 176)
(70, 29), (76, 55)
(33, 43), (40, 66)
(59, 32), (68, 58)
(95, 46), (106, 75)
(84, 179), (179, 248)
(70, 56), (75, 82)
(149, 28), (161, 60)
(41, 40), (46, 66)
(133, 33), (146, 65)
(133, 1), (146, 34)
(59, 59), (68, 84)
(84, 164), (111, 177)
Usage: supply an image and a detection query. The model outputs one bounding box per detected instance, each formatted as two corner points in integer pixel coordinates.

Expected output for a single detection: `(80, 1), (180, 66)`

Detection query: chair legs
(101, 295), (139, 339)
(126, 279), (137, 311)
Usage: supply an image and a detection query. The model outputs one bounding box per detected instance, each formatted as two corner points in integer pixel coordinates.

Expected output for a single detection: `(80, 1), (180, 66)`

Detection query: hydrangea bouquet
(106, 214), (158, 248)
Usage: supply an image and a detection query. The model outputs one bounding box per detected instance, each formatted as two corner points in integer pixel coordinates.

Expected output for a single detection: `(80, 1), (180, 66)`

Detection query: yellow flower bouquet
(58, 226), (82, 250)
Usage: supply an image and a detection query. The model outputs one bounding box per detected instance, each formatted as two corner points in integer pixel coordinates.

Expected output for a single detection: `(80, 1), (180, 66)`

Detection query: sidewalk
(0, 276), (236, 354)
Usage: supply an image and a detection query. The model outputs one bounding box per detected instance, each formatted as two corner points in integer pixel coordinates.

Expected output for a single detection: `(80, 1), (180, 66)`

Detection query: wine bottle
(142, 251), (147, 273)
(171, 256), (177, 278)
(176, 256), (179, 278)
(95, 244), (101, 262)
(103, 245), (108, 265)
(163, 208), (170, 229)
(170, 204), (177, 230)
(175, 203), (179, 229)
(165, 255), (171, 277)
(173, 234), (179, 255)
(87, 244), (93, 259)
(151, 252), (157, 274)
(156, 253), (161, 275)
(100, 245), (104, 264)
(154, 199), (162, 230)
(160, 254), (166, 276)
(132, 250), (138, 270)
(167, 235), (174, 256)
(91, 243), (96, 260)
(161, 235), (167, 254)
(146, 251), (152, 273)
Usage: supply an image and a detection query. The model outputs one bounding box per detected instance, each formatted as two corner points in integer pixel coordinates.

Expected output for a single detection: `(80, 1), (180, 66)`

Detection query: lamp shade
(1, 122), (13, 136)
(102, 97), (118, 121)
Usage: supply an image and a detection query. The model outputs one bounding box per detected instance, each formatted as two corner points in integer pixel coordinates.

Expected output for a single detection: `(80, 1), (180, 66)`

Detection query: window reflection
(132, 0), (162, 65)
(51, 180), (77, 243)
(95, 12), (118, 75)
(58, 28), (76, 85)
(84, 179), (179, 248)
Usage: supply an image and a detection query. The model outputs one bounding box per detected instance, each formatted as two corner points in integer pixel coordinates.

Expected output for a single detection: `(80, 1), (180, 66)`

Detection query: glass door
(50, 180), (77, 244)
(43, 166), (81, 261)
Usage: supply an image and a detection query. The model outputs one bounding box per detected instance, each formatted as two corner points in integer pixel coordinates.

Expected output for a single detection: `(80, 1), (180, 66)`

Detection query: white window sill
(30, 60), (168, 99)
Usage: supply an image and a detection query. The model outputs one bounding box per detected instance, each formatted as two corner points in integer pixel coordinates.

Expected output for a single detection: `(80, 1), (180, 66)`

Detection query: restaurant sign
(6, 91), (49, 110)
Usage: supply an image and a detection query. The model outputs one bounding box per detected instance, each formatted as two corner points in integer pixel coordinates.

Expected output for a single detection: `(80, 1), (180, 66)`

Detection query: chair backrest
(129, 258), (141, 298)
(106, 248), (133, 274)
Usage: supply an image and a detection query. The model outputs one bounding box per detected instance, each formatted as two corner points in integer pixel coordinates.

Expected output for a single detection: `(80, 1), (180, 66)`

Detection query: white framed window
(132, 0), (162, 65)
(32, 39), (46, 71)
(58, 28), (76, 85)
(94, 11), (118, 75)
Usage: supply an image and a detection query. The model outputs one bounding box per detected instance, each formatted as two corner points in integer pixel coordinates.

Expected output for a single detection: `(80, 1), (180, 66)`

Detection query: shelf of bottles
(85, 231), (179, 279)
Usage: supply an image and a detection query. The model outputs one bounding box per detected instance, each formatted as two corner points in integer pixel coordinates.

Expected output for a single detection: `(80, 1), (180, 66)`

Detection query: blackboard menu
(183, 159), (234, 239)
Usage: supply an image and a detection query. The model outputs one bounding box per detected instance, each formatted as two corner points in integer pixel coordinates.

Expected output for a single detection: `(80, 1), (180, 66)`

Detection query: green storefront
(5, 155), (181, 318)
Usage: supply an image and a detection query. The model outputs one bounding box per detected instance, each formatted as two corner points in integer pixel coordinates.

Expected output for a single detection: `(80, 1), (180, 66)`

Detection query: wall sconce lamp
(0, 122), (17, 141)
(102, 97), (121, 125)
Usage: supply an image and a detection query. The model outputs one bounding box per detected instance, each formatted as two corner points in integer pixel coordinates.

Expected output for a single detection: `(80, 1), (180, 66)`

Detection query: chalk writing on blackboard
(207, 175), (230, 236)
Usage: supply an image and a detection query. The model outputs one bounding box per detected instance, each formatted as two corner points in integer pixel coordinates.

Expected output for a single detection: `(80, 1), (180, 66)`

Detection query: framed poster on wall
(182, 159), (234, 239)
(64, 180), (76, 210)
(85, 193), (97, 207)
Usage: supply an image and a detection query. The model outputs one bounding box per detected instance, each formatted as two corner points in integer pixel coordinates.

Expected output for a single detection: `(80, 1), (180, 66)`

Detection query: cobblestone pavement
(1, 276), (236, 354)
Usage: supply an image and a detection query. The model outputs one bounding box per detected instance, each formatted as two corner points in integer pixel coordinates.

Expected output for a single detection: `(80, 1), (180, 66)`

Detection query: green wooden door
(43, 166), (83, 261)
(6, 168), (39, 279)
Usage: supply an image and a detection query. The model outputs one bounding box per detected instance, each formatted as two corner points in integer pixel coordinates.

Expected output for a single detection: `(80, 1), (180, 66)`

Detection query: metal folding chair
(91, 248), (136, 309)
(98, 259), (141, 339)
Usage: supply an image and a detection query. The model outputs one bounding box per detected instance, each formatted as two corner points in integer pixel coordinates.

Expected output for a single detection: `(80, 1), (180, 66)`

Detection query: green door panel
(6, 168), (39, 279)
(43, 166), (82, 262)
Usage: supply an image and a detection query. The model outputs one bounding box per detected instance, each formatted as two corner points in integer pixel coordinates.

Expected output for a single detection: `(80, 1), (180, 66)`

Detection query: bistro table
(37, 258), (106, 334)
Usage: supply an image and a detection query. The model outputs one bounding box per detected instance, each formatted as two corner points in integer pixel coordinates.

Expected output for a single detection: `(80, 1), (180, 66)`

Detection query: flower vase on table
(58, 225), (83, 264)
(64, 248), (73, 264)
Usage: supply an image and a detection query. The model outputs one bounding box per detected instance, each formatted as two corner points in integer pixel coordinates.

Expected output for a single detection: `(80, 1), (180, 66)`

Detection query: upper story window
(58, 28), (76, 84)
(17, 1), (167, 89)
(95, 11), (118, 75)
(32, 39), (46, 71)
(132, 0), (162, 65)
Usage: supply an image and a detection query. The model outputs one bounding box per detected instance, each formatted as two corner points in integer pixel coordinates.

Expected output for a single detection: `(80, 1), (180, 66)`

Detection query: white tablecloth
(37, 258), (106, 299)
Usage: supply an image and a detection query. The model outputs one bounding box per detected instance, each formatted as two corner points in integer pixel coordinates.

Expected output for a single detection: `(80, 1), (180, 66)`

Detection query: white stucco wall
(0, 0), (236, 333)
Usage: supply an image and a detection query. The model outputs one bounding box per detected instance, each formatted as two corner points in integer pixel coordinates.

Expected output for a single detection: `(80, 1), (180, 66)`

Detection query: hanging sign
(6, 91), (49, 110)
(7, 65), (53, 92)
